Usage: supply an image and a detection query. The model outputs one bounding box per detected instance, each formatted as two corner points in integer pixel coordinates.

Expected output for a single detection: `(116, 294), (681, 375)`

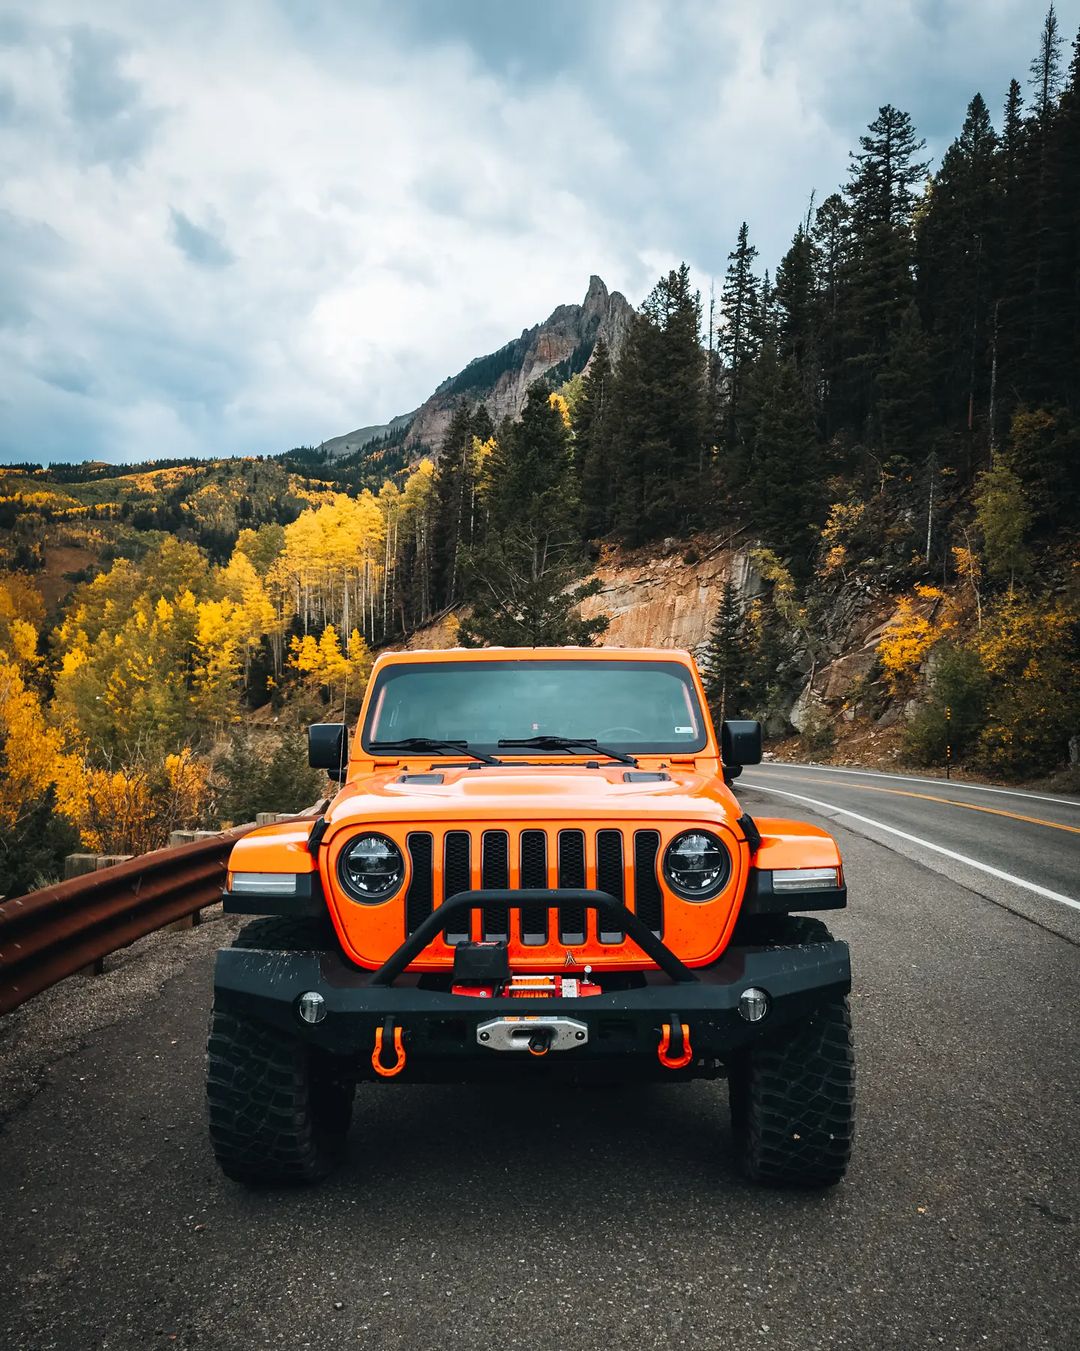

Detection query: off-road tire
(207, 919), (353, 1186)
(728, 918), (855, 1187)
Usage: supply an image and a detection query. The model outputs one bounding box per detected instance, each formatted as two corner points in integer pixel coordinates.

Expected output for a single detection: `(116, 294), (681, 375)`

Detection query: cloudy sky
(0, 0), (1068, 465)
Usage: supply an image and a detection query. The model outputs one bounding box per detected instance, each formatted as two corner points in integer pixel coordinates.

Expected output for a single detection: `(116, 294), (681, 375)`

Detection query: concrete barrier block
(64, 855), (100, 880)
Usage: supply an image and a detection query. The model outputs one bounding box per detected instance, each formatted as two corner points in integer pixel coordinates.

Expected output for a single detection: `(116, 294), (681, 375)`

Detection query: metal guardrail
(0, 829), (250, 1016)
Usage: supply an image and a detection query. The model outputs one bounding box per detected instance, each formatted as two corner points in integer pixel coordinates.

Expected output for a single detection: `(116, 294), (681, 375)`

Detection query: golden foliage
(877, 585), (955, 695)
(548, 391), (572, 427)
(974, 592), (1080, 774)
(288, 625), (371, 713)
(0, 658), (75, 830)
(818, 501), (866, 580)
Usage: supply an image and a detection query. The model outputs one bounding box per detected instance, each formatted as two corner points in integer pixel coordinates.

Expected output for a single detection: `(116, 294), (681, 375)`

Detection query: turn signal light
(229, 872), (299, 894)
(771, 866), (839, 892)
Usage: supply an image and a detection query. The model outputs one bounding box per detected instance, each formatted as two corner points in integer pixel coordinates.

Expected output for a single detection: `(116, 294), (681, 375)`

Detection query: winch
(449, 940), (602, 999)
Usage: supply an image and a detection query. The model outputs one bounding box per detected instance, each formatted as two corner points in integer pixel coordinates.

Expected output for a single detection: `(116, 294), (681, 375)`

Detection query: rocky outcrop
(323, 276), (634, 462)
(581, 533), (754, 657)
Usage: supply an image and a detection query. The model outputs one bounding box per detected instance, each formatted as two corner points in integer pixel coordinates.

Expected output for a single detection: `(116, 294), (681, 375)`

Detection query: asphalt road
(2, 770), (1078, 1351)
(743, 762), (1080, 943)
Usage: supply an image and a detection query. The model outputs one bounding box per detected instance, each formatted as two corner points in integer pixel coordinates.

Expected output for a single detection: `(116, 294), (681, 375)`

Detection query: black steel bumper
(214, 889), (850, 1081)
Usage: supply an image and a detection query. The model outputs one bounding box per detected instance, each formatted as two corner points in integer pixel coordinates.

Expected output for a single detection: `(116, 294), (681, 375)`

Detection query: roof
(371, 646), (696, 668)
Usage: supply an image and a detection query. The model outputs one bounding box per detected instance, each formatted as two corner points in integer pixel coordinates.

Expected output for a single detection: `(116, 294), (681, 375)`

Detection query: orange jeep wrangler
(208, 647), (854, 1187)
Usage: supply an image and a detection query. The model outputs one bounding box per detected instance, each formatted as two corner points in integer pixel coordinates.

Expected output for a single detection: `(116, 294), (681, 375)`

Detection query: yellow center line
(755, 774), (1080, 836)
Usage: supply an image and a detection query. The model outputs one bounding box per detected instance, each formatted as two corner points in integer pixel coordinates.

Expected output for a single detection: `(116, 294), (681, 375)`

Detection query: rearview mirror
(308, 723), (349, 781)
(721, 719), (762, 767)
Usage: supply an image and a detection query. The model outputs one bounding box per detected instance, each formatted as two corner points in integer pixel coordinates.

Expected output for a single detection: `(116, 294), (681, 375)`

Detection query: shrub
(902, 644), (989, 767)
(800, 709), (836, 758)
(214, 731), (326, 825)
(973, 593), (1079, 777)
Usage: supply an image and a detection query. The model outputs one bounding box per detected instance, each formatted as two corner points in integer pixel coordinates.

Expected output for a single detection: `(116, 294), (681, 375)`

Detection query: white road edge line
(756, 761), (1080, 809)
(741, 780), (1080, 914)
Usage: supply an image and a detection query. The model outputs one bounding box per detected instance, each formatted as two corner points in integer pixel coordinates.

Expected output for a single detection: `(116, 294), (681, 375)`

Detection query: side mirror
(721, 719), (762, 767)
(308, 723), (349, 782)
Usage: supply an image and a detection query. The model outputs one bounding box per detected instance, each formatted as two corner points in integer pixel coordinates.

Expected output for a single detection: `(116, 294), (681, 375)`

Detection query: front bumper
(213, 916), (851, 1082)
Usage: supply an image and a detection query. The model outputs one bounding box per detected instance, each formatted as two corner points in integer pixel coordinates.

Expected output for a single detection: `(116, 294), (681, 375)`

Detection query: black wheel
(728, 919), (855, 1188)
(207, 919), (354, 1186)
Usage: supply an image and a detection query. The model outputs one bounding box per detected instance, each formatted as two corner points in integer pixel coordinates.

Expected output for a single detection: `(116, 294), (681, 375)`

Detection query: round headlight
(338, 833), (405, 903)
(662, 830), (730, 900)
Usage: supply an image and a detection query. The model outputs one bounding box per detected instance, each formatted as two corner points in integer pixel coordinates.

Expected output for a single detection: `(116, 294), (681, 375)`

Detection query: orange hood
(321, 762), (740, 834)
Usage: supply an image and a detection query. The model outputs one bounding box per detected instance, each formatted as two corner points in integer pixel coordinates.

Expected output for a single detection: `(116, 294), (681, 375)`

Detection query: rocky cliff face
(323, 276), (633, 462)
(581, 535), (754, 656)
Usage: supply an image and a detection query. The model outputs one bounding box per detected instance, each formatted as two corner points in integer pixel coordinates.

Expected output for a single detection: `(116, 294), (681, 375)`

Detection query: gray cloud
(170, 209), (235, 268)
(0, 0), (1071, 464)
(63, 24), (164, 165)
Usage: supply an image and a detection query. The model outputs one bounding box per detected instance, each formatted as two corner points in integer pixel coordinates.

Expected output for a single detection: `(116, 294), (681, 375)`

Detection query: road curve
(1, 790), (1078, 1350)
(742, 761), (1080, 943)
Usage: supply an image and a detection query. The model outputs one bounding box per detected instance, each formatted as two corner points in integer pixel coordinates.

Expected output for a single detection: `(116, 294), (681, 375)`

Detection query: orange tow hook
(657, 1018), (693, 1070)
(372, 1018), (407, 1078)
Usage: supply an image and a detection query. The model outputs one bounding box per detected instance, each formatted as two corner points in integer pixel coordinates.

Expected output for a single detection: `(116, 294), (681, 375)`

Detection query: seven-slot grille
(401, 826), (671, 945)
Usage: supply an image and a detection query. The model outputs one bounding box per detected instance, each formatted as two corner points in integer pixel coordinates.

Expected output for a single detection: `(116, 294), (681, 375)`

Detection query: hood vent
(397, 773), (445, 785)
(623, 771), (670, 783)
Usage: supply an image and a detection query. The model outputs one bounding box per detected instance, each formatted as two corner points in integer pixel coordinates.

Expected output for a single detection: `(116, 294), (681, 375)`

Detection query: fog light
(297, 991), (327, 1025)
(738, 987), (769, 1023)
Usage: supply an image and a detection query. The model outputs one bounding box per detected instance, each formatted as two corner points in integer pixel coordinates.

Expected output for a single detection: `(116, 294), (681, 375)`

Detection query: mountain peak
(323, 278), (634, 463)
(583, 274), (609, 316)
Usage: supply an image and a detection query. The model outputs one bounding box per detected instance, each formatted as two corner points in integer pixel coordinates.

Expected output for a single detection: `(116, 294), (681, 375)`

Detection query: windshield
(362, 659), (708, 756)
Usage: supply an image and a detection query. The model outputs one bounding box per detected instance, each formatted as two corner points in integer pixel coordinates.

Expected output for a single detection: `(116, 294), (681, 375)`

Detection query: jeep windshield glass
(361, 659), (707, 757)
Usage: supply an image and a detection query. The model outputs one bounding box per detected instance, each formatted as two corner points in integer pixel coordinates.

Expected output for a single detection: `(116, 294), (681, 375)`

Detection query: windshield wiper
(498, 735), (638, 767)
(369, 738), (504, 766)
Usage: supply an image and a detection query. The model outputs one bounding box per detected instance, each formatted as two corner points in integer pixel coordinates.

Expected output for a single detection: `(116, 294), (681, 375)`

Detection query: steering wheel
(595, 726), (646, 740)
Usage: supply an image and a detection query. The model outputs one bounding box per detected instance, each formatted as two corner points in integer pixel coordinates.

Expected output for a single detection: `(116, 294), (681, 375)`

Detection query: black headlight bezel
(662, 829), (731, 901)
(337, 832), (406, 904)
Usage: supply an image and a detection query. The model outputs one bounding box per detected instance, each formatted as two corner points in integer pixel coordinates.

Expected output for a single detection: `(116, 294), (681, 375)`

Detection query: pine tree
(811, 193), (852, 438)
(701, 581), (752, 723)
(431, 403), (476, 609)
(876, 302), (935, 461)
(1009, 7), (1068, 403)
(746, 356), (824, 569)
(775, 225), (818, 386)
(1030, 4), (1064, 121)
(459, 383), (609, 646)
(573, 336), (616, 537)
(716, 223), (761, 464)
(1036, 21), (1080, 408)
(609, 266), (705, 542)
(915, 93), (999, 457)
(842, 106), (929, 435)
(1054, 27), (1080, 408)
